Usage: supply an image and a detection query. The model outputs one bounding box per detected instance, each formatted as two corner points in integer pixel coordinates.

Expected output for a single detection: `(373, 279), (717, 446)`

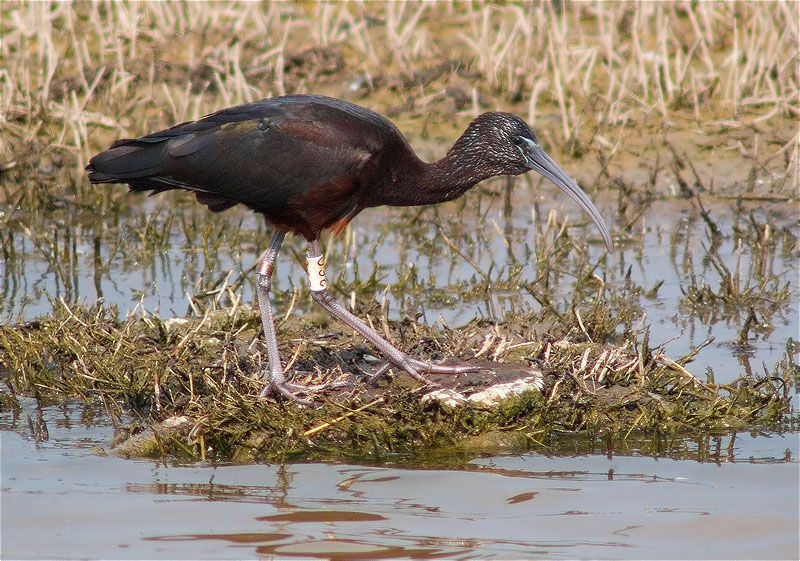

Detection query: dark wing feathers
(86, 94), (394, 237)
(89, 143), (172, 180)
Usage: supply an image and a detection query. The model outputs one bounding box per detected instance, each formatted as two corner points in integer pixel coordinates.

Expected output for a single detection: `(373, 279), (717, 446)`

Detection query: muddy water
(2, 401), (797, 560)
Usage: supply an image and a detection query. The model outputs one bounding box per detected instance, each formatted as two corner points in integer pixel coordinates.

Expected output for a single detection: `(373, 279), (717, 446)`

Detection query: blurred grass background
(1, 1), (797, 189)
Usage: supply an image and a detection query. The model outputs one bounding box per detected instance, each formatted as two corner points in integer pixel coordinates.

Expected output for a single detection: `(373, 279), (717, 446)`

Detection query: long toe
(258, 373), (355, 406)
(394, 359), (440, 387)
(407, 357), (487, 375)
(259, 381), (318, 408)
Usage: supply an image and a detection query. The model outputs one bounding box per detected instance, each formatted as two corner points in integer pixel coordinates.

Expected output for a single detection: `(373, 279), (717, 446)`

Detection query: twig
(303, 397), (386, 438)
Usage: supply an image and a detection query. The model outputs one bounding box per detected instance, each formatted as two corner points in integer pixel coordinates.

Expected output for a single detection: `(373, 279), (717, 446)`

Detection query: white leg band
(307, 254), (327, 292)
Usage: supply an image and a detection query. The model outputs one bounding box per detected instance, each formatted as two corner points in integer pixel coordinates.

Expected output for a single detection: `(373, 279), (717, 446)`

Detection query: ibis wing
(87, 96), (393, 235)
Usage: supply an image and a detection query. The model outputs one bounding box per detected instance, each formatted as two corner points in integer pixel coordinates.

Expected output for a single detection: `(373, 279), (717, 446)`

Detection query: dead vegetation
(1, 299), (792, 463)
(1, 2), (797, 186)
(0, 2), (797, 462)
(2, 199), (796, 461)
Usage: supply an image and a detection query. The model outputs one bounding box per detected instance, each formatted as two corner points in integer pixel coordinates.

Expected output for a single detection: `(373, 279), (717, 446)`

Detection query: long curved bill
(524, 142), (614, 252)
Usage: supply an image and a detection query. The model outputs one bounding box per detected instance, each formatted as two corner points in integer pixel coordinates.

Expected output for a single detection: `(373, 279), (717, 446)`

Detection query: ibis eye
(516, 135), (538, 152)
(513, 136), (530, 157)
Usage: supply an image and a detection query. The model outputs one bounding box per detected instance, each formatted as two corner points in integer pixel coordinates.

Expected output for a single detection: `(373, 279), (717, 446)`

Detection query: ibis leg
(306, 241), (477, 385)
(255, 231), (286, 388)
(256, 231), (341, 406)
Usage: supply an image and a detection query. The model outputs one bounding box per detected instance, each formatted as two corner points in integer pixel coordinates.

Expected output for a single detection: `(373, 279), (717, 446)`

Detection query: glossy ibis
(87, 94), (613, 405)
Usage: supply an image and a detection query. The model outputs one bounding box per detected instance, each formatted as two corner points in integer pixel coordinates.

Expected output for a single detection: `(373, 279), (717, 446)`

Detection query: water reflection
(2, 402), (798, 560)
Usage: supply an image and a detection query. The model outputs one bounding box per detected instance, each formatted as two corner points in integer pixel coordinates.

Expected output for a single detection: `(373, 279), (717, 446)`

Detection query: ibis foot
(366, 356), (486, 387)
(258, 371), (353, 407)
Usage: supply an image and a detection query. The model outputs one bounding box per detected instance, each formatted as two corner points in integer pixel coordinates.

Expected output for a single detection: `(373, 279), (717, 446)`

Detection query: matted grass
(1, 296), (793, 463)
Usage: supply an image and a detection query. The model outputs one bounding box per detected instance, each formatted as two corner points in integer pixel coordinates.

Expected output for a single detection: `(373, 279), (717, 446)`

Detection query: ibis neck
(386, 149), (494, 207)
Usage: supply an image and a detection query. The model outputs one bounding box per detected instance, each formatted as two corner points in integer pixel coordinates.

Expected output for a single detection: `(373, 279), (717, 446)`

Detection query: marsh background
(1, 2), (798, 559)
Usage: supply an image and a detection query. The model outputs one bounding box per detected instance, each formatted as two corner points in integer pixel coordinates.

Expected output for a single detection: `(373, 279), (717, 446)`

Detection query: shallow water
(2, 181), (797, 384)
(2, 402), (797, 560)
(2, 178), (798, 559)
